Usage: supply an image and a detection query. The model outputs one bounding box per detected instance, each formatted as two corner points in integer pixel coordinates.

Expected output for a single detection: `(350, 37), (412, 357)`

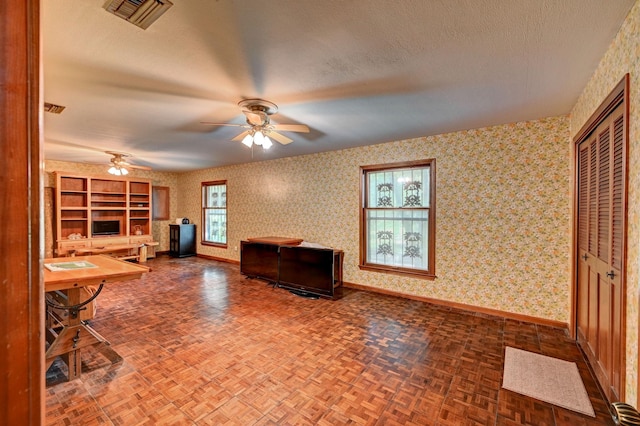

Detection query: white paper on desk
(44, 261), (98, 272)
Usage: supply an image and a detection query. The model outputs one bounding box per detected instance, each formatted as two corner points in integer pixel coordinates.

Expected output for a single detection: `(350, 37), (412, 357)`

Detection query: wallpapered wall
(177, 115), (572, 323)
(44, 160), (179, 255)
(40, 1), (639, 405)
(570, 0), (640, 406)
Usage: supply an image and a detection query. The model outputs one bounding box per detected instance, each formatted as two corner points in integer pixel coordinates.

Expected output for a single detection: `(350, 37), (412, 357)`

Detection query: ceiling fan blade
(111, 160), (151, 171)
(272, 123), (310, 133)
(128, 164), (152, 171)
(48, 139), (107, 153)
(200, 122), (246, 128)
(105, 151), (152, 171)
(268, 131), (293, 145)
(231, 130), (250, 142)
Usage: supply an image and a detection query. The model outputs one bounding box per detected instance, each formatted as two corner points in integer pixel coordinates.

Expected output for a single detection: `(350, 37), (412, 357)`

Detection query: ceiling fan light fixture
(253, 131), (264, 146)
(241, 133), (254, 147)
(262, 136), (273, 150)
(108, 165), (129, 176)
(201, 98), (309, 150)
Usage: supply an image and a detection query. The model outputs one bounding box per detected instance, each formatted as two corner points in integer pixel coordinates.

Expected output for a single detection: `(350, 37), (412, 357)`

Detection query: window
(360, 159), (435, 279)
(202, 181), (227, 247)
(152, 186), (170, 220)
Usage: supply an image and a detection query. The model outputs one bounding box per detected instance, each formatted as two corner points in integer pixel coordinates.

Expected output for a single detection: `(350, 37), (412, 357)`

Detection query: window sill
(202, 242), (227, 249)
(359, 263), (436, 280)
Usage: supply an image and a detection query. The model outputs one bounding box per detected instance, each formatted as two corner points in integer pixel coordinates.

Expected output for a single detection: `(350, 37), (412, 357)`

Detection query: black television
(92, 220), (120, 236)
(240, 241), (280, 282)
(278, 245), (337, 298)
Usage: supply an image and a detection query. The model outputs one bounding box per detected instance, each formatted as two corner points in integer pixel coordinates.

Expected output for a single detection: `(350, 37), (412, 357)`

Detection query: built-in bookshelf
(54, 172), (154, 256)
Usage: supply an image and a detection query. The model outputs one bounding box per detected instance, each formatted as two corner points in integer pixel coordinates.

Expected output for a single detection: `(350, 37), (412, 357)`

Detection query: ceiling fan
(106, 151), (151, 175)
(201, 99), (309, 149)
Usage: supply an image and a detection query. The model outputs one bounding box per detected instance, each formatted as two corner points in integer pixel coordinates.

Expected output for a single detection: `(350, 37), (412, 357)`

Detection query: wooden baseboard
(158, 253), (568, 330)
(343, 281), (568, 330)
(197, 253), (240, 265)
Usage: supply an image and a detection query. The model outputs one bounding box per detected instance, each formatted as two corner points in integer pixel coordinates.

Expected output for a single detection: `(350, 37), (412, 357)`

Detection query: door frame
(571, 74), (629, 400)
(0, 0), (44, 423)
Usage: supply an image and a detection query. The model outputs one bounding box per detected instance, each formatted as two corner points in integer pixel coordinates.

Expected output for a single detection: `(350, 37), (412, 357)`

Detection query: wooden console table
(242, 237), (344, 299)
(44, 255), (149, 381)
(247, 236), (303, 245)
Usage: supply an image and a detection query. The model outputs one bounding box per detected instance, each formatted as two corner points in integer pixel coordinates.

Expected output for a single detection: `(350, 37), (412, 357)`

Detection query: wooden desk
(74, 244), (141, 261)
(73, 241), (159, 262)
(44, 255), (149, 381)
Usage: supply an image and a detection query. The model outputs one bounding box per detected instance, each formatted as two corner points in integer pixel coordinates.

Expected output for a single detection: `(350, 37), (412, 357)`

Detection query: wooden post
(0, 0), (44, 424)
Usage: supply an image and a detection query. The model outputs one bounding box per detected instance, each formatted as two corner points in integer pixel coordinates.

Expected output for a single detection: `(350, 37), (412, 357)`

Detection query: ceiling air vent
(103, 0), (173, 30)
(44, 102), (66, 114)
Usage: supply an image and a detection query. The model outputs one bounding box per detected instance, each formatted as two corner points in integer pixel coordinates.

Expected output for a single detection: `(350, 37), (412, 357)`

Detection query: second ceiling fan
(201, 99), (309, 149)
(106, 151), (151, 175)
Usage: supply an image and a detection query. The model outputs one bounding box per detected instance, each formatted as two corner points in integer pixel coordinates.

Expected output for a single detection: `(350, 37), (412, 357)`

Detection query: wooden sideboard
(241, 237), (344, 299)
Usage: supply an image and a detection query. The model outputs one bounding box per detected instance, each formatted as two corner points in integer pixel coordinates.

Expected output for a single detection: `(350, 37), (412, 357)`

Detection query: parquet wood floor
(45, 256), (614, 425)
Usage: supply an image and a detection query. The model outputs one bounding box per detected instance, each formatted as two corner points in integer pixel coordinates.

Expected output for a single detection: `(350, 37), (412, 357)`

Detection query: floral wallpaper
(177, 115), (572, 324)
(44, 160), (179, 255)
(570, 0), (640, 406)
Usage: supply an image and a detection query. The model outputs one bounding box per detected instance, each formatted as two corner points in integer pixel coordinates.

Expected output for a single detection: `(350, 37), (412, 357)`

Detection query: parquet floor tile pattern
(46, 256), (614, 425)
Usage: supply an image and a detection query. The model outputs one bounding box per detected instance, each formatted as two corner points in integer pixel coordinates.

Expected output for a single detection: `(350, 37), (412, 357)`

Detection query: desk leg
(65, 348), (82, 381)
(334, 251), (344, 287)
(139, 245), (148, 263)
(45, 287), (122, 381)
(83, 323), (122, 364)
(58, 288), (82, 380)
(66, 289), (81, 382)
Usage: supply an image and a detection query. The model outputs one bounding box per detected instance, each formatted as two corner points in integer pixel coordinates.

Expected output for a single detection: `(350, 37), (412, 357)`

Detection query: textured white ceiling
(43, 0), (635, 172)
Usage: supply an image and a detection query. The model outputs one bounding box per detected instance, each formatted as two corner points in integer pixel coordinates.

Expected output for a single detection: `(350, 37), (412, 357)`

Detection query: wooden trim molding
(358, 159), (437, 279)
(0, 0), (44, 424)
(343, 281), (568, 330)
(201, 180), (227, 247)
(197, 253), (240, 265)
(571, 74), (629, 403)
(572, 76), (628, 145)
(569, 74), (640, 402)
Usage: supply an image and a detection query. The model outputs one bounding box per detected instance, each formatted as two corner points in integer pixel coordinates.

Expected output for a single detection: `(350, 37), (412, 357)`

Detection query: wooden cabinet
(169, 224), (196, 257)
(55, 172), (153, 256)
(240, 238), (344, 299)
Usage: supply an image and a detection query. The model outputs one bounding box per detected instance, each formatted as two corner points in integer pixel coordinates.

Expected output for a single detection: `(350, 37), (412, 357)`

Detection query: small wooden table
(44, 255), (149, 381)
(138, 241), (159, 263)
